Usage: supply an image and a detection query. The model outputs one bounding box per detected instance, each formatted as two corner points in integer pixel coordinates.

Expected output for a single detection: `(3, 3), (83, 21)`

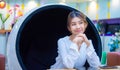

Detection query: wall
(77, 0), (120, 20)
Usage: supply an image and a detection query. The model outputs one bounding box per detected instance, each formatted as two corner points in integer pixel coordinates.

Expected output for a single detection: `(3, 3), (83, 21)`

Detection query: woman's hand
(73, 36), (84, 46)
(70, 33), (90, 50)
(77, 33), (90, 47)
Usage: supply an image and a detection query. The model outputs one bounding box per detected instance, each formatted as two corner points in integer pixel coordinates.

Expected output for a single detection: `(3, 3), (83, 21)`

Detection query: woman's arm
(86, 40), (101, 67)
(58, 38), (80, 68)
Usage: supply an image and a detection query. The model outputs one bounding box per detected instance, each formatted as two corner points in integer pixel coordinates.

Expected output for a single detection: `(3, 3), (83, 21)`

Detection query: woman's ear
(67, 26), (71, 32)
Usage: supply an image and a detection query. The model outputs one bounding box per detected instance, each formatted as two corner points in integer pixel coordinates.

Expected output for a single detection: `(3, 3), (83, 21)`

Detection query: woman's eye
(79, 21), (84, 24)
(71, 23), (76, 26)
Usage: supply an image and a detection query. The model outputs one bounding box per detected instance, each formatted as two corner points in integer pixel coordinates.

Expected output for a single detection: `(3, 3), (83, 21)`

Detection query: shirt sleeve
(86, 40), (101, 67)
(57, 38), (80, 68)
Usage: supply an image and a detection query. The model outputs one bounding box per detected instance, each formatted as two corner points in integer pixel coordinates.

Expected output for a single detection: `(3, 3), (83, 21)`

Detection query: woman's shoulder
(88, 39), (92, 43)
(58, 36), (69, 42)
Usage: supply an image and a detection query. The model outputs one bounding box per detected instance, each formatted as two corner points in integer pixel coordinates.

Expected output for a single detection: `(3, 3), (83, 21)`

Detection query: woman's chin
(78, 32), (84, 34)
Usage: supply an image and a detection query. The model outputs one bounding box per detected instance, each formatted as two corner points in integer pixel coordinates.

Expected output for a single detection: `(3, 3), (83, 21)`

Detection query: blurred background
(0, 0), (120, 68)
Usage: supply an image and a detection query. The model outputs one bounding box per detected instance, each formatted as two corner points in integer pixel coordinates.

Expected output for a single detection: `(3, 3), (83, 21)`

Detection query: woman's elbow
(63, 61), (74, 68)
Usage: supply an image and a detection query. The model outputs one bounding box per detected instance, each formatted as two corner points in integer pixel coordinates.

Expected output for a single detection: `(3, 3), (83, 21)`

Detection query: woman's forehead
(71, 17), (83, 21)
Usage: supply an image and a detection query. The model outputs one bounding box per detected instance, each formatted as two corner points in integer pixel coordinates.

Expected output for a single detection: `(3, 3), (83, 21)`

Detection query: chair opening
(15, 5), (102, 70)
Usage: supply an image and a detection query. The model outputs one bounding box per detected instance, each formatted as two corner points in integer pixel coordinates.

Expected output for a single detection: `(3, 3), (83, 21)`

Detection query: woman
(50, 11), (100, 69)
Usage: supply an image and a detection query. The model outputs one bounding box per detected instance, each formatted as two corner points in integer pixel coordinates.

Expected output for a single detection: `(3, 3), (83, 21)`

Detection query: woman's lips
(75, 30), (82, 32)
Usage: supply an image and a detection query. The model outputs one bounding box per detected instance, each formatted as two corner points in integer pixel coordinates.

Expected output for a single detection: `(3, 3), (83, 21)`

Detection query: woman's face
(68, 17), (87, 35)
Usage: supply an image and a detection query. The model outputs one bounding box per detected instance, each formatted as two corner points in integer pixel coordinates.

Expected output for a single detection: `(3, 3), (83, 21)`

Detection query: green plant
(0, 13), (10, 29)
(0, 13), (10, 24)
(108, 30), (120, 52)
(0, 13), (3, 23)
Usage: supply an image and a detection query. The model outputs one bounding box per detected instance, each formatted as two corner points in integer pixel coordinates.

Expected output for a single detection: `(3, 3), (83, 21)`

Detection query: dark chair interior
(16, 5), (102, 70)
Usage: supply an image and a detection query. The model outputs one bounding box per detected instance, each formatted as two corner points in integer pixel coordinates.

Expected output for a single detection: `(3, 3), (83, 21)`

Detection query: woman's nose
(76, 24), (80, 28)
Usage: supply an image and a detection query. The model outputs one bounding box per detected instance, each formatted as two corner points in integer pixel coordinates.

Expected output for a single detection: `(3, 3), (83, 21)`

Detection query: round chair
(7, 4), (102, 70)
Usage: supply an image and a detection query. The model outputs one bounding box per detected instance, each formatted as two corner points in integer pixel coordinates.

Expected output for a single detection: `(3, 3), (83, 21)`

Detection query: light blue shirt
(50, 36), (100, 69)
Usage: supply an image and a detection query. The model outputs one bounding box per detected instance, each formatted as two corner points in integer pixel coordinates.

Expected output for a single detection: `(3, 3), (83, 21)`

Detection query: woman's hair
(67, 11), (88, 27)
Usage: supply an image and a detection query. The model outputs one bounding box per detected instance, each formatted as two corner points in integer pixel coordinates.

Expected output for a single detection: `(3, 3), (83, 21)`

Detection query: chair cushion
(107, 52), (120, 66)
(0, 54), (5, 70)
